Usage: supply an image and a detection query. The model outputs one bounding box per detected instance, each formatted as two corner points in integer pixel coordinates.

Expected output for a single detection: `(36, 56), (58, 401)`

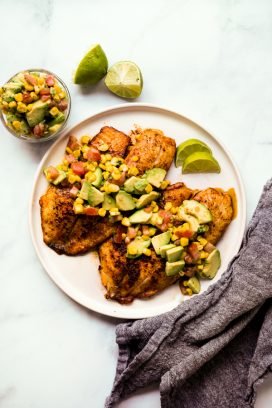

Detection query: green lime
(74, 44), (108, 85)
(175, 138), (212, 167)
(182, 151), (221, 174)
(104, 61), (143, 98)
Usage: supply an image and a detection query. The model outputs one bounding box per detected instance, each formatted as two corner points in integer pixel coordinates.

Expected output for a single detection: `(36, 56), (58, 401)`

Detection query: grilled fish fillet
(125, 128), (176, 175)
(40, 185), (115, 255)
(161, 182), (193, 207)
(90, 126), (131, 157)
(192, 188), (233, 244)
(99, 239), (179, 304)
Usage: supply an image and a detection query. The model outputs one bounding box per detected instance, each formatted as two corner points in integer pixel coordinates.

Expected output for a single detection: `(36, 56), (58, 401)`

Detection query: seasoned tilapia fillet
(125, 128), (176, 175)
(40, 185), (115, 255)
(99, 239), (179, 304)
(90, 126), (131, 157)
(192, 188), (233, 244)
(161, 182), (193, 207)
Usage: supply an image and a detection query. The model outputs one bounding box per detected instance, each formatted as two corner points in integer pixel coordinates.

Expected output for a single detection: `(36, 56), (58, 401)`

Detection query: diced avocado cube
(6, 112), (22, 124)
(126, 237), (151, 259)
(124, 176), (140, 193)
(144, 168), (167, 188)
(92, 167), (103, 188)
(3, 82), (23, 93)
(116, 191), (136, 211)
(178, 207), (199, 233)
(102, 194), (117, 210)
(165, 260), (185, 276)
(159, 244), (176, 258)
(26, 100), (49, 127)
(198, 249), (221, 279)
(151, 231), (171, 255)
(182, 200), (212, 224)
(20, 120), (30, 135)
(186, 276), (201, 294)
(2, 90), (15, 103)
(88, 186), (104, 207)
(52, 170), (66, 185)
(150, 212), (164, 226)
(48, 112), (65, 127)
(136, 191), (160, 209)
(79, 181), (92, 200)
(129, 209), (152, 224)
(166, 246), (183, 262)
(49, 124), (62, 134)
(134, 179), (149, 193)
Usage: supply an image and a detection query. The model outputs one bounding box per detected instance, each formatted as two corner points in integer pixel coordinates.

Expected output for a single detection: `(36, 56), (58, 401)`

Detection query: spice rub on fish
(90, 126), (131, 157)
(99, 239), (179, 304)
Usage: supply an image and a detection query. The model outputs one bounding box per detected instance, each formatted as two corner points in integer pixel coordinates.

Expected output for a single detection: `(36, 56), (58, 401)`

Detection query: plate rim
(29, 102), (247, 319)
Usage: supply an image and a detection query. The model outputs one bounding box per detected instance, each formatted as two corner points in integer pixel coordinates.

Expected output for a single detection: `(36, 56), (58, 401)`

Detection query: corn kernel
(156, 217), (163, 225)
(75, 197), (84, 204)
(99, 163), (106, 170)
(17, 102), (27, 113)
(102, 171), (110, 180)
(105, 163), (114, 172)
(12, 120), (21, 130)
(128, 246), (137, 255)
(100, 154), (107, 164)
(143, 248), (151, 256)
(27, 103), (33, 111)
(112, 172), (121, 180)
(25, 84), (34, 91)
(186, 288), (193, 296)
(121, 233), (126, 239)
(66, 147), (72, 154)
(54, 85), (62, 93)
(34, 85), (40, 94)
(128, 166), (139, 176)
(53, 95), (60, 102)
(197, 237), (208, 246)
(105, 154), (112, 161)
(85, 172), (96, 182)
(68, 174), (81, 184)
(122, 217), (131, 227)
(49, 107), (59, 117)
(183, 281), (188, 287)
(180, 237), (189, 247)
(170, 206), (178, 214)
(59, 91), (66, 99)
(152, 205), (159, 213)
(164, 202), (172, 211)
(149, 227), (156, 236)
(198, 265), (204, 270)
(80, 135), (90, 145)
(160, 180), (170, 190)
(73, 203), (84, 214)
(98, 208), (106, 217)
(119, 164), (128, 172)
(171, 234), (178, 241)
(73, 149), (81, 159)
(2, 101), (8, 107)
(98, 143), (109, 152)
(14, 93), (23, 102)
(8, 101), (17, 108)
(38, 77), (45, 86)
(145, 184), (153, 193)
(200, 251), (209, 259)
(131, 155), (139, 162)
(108, 184), (120, 193)
(142, 235), (150, 241)
(30, 91), (38, 101)
(137, 230), (142, 236)
(110, 207), (119, 212)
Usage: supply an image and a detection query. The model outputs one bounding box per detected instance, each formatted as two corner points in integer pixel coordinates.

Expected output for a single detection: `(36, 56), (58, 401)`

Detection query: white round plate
(29, 103), (246, 319)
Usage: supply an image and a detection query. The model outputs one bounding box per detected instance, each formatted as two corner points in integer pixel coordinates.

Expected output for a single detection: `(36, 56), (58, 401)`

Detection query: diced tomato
(67, 135), (80, 151)
(24, 74), (37, 86)
(144, 206), (153, 213)
(71, 161), (86, 176)
(142, 225), (150, 236)
(176, 229), (193, 239)
(33, 123), (45, 138)
(84, 207), (98, 216)
(65, 154), (77, 164)
(127, 227), (137, 239)
(158, 210), (172, 224)
(22, 92), (33, 104)
(69, 186), (79, 197)
(46, 166), (59, 180)
(40, 88), (51, 95)
(111, 172), (126, 186)
(58, 100), (68, 111)
(160, 223), (169, 232)
(86, 147), (101, 162)
(46, 75), (55, 87)
(41, 95), (51, 102)
(188, 243), (200, 261)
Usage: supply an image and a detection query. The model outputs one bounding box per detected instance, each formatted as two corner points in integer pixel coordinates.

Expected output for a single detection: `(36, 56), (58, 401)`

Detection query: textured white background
(0, 0), (272, 407)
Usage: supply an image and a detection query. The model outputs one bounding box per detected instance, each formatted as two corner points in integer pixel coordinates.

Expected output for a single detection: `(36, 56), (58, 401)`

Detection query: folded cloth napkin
(105, 179), (272, 408)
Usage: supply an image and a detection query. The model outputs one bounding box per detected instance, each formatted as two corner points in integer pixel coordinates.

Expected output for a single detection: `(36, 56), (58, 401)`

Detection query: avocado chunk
(129, 209), (152, 224)
(6, 112), (22, 124)
(134, 179), (149, 194)
(186, 276), (201, 294)
(165, 260), (185, 276)
(124, 176), (140, 193)
(160, 244), (176, 258)
(2, 90), (15, 103)
(198, 249), (221, 279)
(136, 191), (160, 209)
(79, 181), (92, 200)
(20, 120), (31, 135)
(3, 82), (23, 93)
(102, 194), (117, 210)
(166, 246), (183, 262)
(26, 100), (49, 127)
(144, 168), (167, 188)
(178, 207), (199, 233)
(182, 200), (212, 224)
(48, 112), (65, 127)
(151, 231), (171, 255)
(116, 191), (136, 211)
(92, 167), (103, 188)
(150, 212), (164, 227)
(126, 237), (151, 259)
(88, 186), (104, 207)
(49, 124), (62, 134)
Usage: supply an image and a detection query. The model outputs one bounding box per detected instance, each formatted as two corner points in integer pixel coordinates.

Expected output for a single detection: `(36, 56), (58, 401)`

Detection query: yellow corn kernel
(100, 185), (105, 192)
(105, 163), (114, 173)
(149, 227), (156, 236)
(81, 145), (89, 154)
(27, 103), (33, 111)
(73, 149), (81, 159)
(0, 87), (3, 95)
(112, 172), (121, 181)
(8, 101), (17, 108)
(98, 208), (107, 217)
(128, 166), (139, 176)
(131, 155), (139, 162)
(143, 248), (151, 256)
(14, 93), (23, 102)
(160, 180), (170, 190)
(145, 184), (153, 193)
(108, 184), (120, 193)
(121, 233), (126, 239)
(17, 102), (27, 113)
(65, 146), (72, 154)
(25, 84), (34, 91)
(200, 251), (209, 259)
(68, 174), (81, 184)
(85, 172), (96, 182)
(186, 288), (193, 296)
(102, 171), (110, 180)
(121, 217), (131, 227)
(81, 135), (90, 145)
(86, 163), (96, 172)
(53, 95), (60, 102)
(197, 237), (208, 246)
(12, 120), (21, 130)
(1, 101), (8, 107)
(105, 153), (112, 161)
(180, 237), (189, 247)
(34, 85), (40, 94)
(98, 143), (109, 152)
(142, 235), (150, 241)
(170, 206), (178, 214)
(152, 205), (159, 213)
(38, 77), (45, 86)
(59, 91), (66, 99)
(183, 281), (188, 287)
(198, 265), (204, 270)
(75, 197), (84, 204)
(30, 91), (38, 101)
(128, 246), (137, 256)
(74, 203), (84, 214)
(100, 154), (107, 164)
(164, 202), (172, 211)
(54, 85), (62, 93)
(171, 234), (178, 241)
(110, 207), (119, 213)
(49, 107), (59, 117)
(119, 164), (128, 172)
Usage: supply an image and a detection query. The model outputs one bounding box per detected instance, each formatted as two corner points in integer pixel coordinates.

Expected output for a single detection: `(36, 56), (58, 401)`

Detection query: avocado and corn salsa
(44, 135), (221, 296)
(0, 71), (69, 138)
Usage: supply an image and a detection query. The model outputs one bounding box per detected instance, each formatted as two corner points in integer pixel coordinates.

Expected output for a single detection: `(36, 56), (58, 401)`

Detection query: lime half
(74, 44), (108, 85)
(182, 152), (221, 174)
(175, 138), (212, 167)
(105, 61), (143, 98)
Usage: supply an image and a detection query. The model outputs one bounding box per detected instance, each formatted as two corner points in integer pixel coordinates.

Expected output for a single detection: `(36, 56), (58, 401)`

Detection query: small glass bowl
(0, 68), (71, 143)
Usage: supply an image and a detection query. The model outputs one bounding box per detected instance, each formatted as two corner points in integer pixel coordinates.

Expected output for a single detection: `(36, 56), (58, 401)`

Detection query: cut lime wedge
(74, 44), (108, 85)
(175, 139), (212, 167)
(182, 152), (221, 174)
(104, 61), (143, 98)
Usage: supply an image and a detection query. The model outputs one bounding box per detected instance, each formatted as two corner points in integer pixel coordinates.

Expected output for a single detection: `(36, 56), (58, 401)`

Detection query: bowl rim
(0, 68), (71, 143)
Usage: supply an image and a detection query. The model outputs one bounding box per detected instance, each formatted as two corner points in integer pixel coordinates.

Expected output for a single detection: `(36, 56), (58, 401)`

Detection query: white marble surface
(1, 0), (272, 407)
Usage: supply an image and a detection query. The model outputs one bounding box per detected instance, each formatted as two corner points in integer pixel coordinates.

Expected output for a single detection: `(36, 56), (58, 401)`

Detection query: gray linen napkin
(105, 179), (272, 408)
